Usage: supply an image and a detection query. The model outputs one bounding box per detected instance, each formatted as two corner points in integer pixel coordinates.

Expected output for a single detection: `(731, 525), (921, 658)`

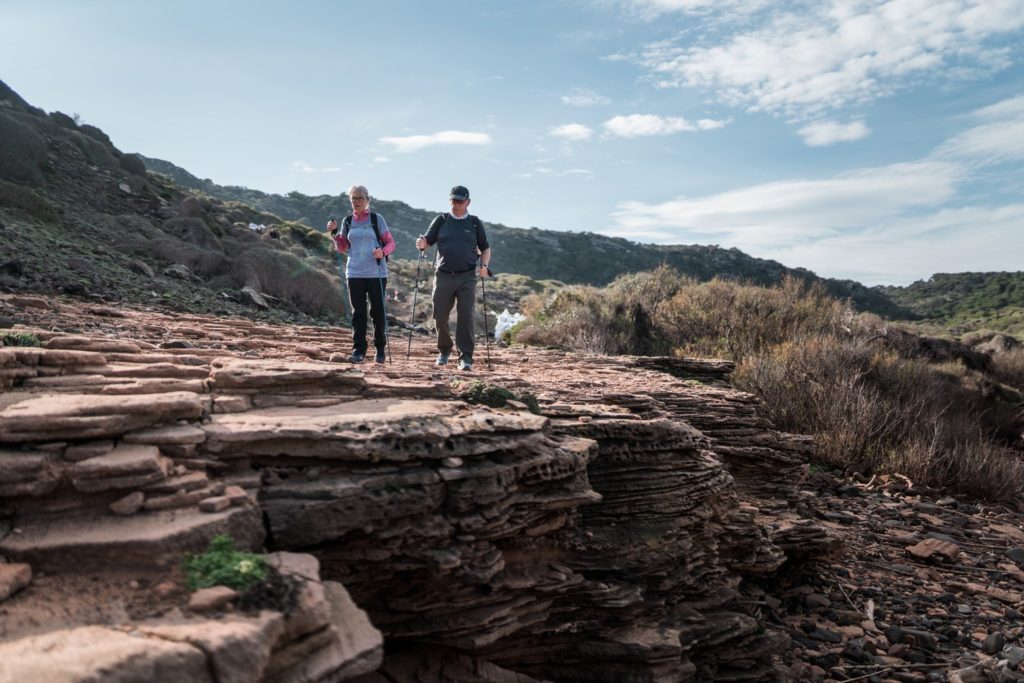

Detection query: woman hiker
(327, 185), (396, 363)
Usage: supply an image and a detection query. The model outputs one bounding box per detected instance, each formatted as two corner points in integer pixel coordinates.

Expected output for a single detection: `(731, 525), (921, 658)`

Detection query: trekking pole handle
(328, 215), (339, 237)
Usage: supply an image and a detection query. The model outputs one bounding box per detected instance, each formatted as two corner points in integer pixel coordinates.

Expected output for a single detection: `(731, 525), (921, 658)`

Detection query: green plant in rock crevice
(457, 379), (541, 414)
(183, 534), (267, 591)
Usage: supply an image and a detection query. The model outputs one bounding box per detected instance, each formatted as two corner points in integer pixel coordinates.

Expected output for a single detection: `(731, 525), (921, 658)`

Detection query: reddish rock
(188, 585), (238, 612)
(0, 562), (32, 601)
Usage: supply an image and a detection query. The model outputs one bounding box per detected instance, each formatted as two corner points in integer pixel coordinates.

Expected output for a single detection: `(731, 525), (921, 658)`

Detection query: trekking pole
(329, 216), (350, 322)
(375, 251), (392, 365)
(479, 262), (492, 370)
(406, 240), (427, 359)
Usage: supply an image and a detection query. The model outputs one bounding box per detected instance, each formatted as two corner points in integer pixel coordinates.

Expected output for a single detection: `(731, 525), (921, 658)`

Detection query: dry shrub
(231, 248), (343, 317)
(885, 439), (1024, 503)
(991, 348), (1024, 389)
(513, 286), (615, 353)
(660, 275), (849, 359)
(734, 335), (1024, 501)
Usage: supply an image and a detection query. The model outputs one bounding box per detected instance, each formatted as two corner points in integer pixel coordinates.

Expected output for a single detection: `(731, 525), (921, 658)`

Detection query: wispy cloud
(561, 87), (610, 106)
(938, 94), (1024, 163)
(606, 93), (1024, 283)
(550, 123), (595, 141)
(637, 0), (1024, 118)
(798, 120), (871, 147)
(602, 113), (728, 137)
(612, 161), (960, 245)
(619, 0), (769, 19)
(290, 161), (343, 173)
(379, 130), (493, 153)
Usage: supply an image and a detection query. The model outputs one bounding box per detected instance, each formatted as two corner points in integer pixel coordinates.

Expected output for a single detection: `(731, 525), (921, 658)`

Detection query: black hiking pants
(348, 277), (388, 355)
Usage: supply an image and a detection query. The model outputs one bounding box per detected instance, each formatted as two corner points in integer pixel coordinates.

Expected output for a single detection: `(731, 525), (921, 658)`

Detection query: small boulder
(187, 585), (238, 613)
(128, 260), (154, 278)
(240, 286), (269, 310)
(163, 264), (193, 280)
(109, 491), (145, 516)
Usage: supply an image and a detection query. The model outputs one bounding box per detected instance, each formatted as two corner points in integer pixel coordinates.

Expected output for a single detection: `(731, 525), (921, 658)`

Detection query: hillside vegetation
(514, 267), (1024, 502)
(142, 156), (912, 319)
(877, 272), (1024, 336)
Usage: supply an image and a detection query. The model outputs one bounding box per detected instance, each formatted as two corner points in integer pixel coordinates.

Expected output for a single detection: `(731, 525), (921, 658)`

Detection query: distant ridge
(141, 156), (913, 318)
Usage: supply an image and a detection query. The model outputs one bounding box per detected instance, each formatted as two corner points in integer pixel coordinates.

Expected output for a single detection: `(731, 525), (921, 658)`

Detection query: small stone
(982, 632), (1005, 655)
(153, 581), (178, 599)
(1006, 547), (1024, 565)
(0, 563), (32, 601)
(198, 496), (230, 513)
(906, 538), (959, 562)
(442, 457), (463, 468)
(223, 486), (248, 505)
(805, 593), (832, 609)
(109, 491), (145, 516)
(187, 585), (237, 612)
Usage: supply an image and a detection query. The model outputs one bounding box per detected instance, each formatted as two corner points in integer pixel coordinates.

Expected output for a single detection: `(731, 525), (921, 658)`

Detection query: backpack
(342, 212), (388, 262)
(429, 213), (485, 238)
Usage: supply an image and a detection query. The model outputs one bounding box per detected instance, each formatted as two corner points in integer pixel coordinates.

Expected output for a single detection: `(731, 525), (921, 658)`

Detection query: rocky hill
(2, 293), (1024, 682)
(141, 156), (912, 320)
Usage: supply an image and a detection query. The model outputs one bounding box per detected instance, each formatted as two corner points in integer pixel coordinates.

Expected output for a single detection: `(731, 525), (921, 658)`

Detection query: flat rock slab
(43, 336), (142, 353)
(906, 537), (960, 562)
(68, 444), (168, 492)
(0, 449), (61, 496)
(0, 506), (263, 572)
(202, 398), (548, 461)
(208, 357), (367, 394)
(0, 626), (210, 682)
(0, 347), (107, 368)
(124, 424), (207, 445)
(0, 391), (204, 442)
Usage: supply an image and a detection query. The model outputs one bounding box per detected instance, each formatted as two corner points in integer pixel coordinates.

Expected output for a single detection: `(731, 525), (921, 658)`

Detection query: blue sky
(2, 0), (1023, 285)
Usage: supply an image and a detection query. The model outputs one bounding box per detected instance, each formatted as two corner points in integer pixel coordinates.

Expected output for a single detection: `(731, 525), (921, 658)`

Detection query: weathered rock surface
(5, 296), (1023, 681)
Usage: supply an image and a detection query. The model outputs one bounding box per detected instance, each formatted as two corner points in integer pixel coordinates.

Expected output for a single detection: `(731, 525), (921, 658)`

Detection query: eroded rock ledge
(0, 300), (835, 682)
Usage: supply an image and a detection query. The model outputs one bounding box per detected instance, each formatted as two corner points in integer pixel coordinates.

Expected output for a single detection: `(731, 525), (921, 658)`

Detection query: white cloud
(290, 161), (315, 173)
(771, 204), (1024, 285)
(611, 161), (961, 246)
(550, 123), (595, 141)
(379, 130), (493, 153)
(939, 94), (1024, 162)
(373, 156), (390, 164)
(602, 113), (729, 137)
(619, 0), (769, 18)
(798, 120), (871, 146)
(639, 0), (1024, 117)
(561, 87), (611, 106)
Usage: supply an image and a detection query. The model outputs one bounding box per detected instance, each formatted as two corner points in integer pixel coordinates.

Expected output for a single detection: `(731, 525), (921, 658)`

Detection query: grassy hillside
(877, 272), (1024, 336)
(0, 79), (349, 323)
(142, 156), (912, 319)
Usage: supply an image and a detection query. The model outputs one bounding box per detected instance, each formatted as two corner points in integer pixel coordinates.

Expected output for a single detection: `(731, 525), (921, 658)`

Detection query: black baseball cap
(450, 185), (470, 200)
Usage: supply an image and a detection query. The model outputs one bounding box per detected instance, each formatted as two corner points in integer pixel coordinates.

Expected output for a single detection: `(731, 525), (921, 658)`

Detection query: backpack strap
(342, 214), (353, 239)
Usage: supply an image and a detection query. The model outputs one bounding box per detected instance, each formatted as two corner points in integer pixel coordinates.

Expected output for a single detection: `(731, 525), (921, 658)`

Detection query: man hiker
(327, 184), (395, 364)
(415, 185), (491, 371)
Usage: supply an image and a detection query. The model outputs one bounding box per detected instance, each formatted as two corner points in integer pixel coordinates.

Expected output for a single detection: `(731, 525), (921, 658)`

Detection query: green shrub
(0, 112), (46, 184)
(0, 180), (61, 222)
(459, 380), (541, 414)
(183, 534), (266, 592)
(231, 247), (344, 317)
(2, 332), (41, 347)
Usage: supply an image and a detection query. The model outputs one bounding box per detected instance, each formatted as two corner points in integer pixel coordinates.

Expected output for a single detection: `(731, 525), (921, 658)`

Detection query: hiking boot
(349, 351), (365, 364)
(458, 357), (473, 371)
(435, 352), (450, 366)
(374, 350), (386, 364)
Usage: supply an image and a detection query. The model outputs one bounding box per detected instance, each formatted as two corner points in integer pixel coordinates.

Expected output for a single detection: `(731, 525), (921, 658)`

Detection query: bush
(0, 180), (61, 222)
(2, 332), (41, 347)
(0, 112), (47, 184)
(516, 266), (1024, 502)
(183, 534), (267, 591)
(231, 248), (344, 317)
(458, 380), (541, 414)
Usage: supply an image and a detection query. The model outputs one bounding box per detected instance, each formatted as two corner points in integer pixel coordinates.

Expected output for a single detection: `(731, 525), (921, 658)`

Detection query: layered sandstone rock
(0, 297), (836, 682)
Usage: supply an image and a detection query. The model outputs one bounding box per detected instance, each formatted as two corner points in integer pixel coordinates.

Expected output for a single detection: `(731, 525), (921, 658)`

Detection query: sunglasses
(450, 198), (467, 204)
(351, 196), (368, 201)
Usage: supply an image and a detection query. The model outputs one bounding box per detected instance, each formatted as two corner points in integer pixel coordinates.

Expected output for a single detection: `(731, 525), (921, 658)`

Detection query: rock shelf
(3, 294), (1023, 681)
